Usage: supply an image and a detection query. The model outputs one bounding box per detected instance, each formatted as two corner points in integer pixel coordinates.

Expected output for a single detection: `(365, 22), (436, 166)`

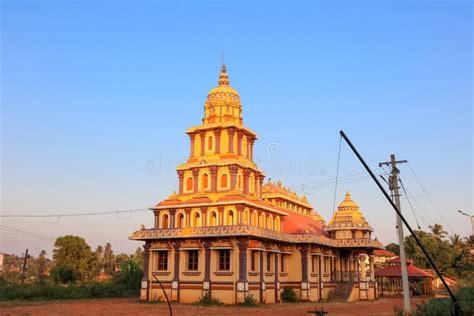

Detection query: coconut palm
(428, 224), (447, 242)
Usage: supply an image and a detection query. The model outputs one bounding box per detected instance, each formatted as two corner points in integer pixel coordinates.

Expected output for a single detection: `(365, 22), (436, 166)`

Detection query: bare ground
(0, 297), (428, 316)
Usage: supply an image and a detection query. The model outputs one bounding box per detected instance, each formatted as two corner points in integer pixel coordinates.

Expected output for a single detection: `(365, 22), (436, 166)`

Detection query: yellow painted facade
(130, 65), (382, 304)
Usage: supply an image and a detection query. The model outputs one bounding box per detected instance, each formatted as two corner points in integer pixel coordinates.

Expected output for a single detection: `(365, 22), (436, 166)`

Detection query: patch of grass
(193, 293), (222, 306)
(240, 294), (257, 307)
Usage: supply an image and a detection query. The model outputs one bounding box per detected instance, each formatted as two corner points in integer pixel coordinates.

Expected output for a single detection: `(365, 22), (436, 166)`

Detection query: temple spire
(218, 64), (229, 86)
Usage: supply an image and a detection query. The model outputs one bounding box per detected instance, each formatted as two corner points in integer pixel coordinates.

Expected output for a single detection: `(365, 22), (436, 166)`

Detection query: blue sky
(1, 1), (472, 257)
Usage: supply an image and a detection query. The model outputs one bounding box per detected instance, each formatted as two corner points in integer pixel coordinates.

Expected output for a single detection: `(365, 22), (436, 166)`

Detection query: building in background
(130, 65), (383, 304)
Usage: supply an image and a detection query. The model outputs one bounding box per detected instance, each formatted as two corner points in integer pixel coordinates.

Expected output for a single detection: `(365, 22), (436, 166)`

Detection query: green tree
(51, 265), (76, 284)
(53, 235), (95, 283)
(103, 243), (115, 275)
(428, 224), (447, 242)
(385, 242), (400, 256)
(35, 250), (48, 285)
(131, 247), (144, 269)
(93, 245), (104, 277)
(115, 253), (130, 269)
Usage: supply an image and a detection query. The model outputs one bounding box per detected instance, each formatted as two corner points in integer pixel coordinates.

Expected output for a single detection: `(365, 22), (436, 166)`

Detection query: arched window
(186, 177), (193, 191)
(207, 136), (213, 151)
(260, 213), (266, 229)
(209, 211), (217, 226)
(192, 212), (201, 227)
(176, 213), (185, 228)
(275, 217), (280, 231)
(252, 212), (258, 227)
(220, 174), (228, 188)
(267, 215), (273, 230)
(244, 209), (249, 225)
(161, 213), (169, 229)
(227, 210), (234, 225)
(249, 173), (255, 193)
(201, 174), (209, 191)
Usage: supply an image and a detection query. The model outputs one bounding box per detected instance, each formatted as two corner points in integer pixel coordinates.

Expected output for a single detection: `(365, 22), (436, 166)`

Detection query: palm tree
(428, 224), (447, 242)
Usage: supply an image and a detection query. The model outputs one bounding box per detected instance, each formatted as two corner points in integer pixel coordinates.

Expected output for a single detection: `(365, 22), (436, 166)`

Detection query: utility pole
(21, 248), (29, 285)
(379, 155), (411, 313)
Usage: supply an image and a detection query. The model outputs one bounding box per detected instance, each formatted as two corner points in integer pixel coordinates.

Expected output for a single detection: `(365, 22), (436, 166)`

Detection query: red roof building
(375, 256), (433, 297)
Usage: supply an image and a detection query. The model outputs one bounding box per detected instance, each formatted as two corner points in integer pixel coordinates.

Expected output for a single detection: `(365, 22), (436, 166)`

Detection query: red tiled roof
(373, 249), (397, 258)
(282, 210), (328, 236)
(388, 256), (414, 264)
(375, 265), (433, 278)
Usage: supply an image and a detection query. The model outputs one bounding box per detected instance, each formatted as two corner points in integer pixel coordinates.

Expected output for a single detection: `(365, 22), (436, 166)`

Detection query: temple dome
(326, 191), (373, 232)
(203, 64), (242, 125)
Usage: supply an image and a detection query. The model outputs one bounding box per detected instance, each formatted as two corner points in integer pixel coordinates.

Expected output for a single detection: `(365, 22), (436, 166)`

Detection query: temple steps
(331, 282), (354, 302)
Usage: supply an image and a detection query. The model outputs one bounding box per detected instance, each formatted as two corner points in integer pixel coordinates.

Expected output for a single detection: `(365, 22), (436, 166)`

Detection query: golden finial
(218, 64), (229, 86)
(345, 191), (351, 200)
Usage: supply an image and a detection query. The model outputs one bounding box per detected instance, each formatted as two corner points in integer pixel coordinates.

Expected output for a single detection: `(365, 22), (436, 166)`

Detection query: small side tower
(326, 191), (373, 240)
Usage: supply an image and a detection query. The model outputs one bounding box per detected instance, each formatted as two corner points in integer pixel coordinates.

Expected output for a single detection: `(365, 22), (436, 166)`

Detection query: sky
(1, 1), (472, 258)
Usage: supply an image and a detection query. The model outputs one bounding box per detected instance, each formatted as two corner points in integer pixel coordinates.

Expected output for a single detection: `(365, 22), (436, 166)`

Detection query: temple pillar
(237, 132), (243, 155)
(243, 168), (251, 195)
(237, 238), (249, 303)
(203, 241), (211, 298)
(228, 128), (235, 154)
(185, 208), (191, 228)
(189, 133), (196, 158)
(260, 250), (265, 303)
(170, 209), (176, 228)
(210, 165), (218, 193)
(218, 206), (225, 226)
(177, 170), (185, 195)
(192, 168), (199, 193)
(249, 138), (255, 160)
(214, 129), (221, 154)
(236, 205), (245, 225)
(300, 245), (310, 301)
(275, 251), (280, 303)
(140, 241), (151, 301)
(230, 164), (238, 190)
(360, 254), (367, 281)
(258, 175), (265, 198)
(369, 255), (375, 280)
(172, 241), (181, 301)
(200, 131), (205, 156)
(318, 255), (323, 301)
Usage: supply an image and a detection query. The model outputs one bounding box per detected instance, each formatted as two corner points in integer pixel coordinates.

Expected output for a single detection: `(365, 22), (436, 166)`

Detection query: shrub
(113, 260), (143, 296)
(51, 265), (76, 284)
(194, 293), (222, 306)
(241, 294), (257, 306)
(414, 287), (474, 316)
(281, 287), (297, 302)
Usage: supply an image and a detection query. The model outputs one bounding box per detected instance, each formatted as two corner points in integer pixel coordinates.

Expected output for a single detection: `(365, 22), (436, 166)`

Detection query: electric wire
(0, 224), (55, 242)
(332, 135), (342, 216)
(0, 208), (148, 218)
(399, 178), (421, 229)
(407, 162), (455, 234)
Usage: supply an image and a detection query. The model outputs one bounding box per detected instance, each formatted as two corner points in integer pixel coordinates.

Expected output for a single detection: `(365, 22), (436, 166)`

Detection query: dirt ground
(0, 297), (427, 316)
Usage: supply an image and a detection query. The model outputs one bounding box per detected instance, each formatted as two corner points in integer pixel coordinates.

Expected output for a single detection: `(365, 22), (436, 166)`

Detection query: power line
(0, 224), (55, 242)
(332, 135), (342, 216)
(0, 208), (148, 219)
(401, 183), (437, 225)
(399, 177), (421, 229)
(407, 162), (455, 234)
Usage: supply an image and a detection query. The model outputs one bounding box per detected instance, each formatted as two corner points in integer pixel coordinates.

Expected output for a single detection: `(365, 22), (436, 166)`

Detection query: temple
(130, 65), (383, 304)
